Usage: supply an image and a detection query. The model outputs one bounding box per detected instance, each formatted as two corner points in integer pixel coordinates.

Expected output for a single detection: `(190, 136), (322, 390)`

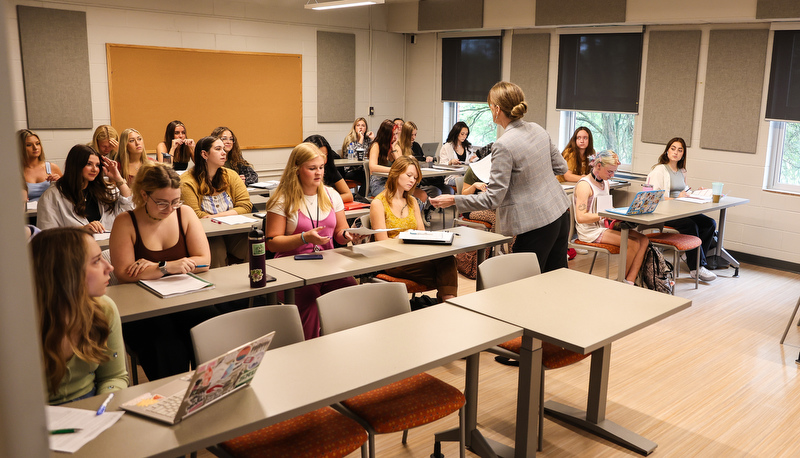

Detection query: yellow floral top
(375, 191), (417, 239)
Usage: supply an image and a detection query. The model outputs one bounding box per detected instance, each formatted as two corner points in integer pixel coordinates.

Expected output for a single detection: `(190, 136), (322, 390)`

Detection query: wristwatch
(158, 260), (169, 276)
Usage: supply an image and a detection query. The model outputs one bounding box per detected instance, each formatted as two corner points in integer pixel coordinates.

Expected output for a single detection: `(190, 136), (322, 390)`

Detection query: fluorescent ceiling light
(305, 0), (384, 10)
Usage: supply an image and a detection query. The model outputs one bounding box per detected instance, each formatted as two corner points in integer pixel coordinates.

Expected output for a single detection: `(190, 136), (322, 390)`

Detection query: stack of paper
(138, 273), (215, 298)
(210, 215), (259, 225)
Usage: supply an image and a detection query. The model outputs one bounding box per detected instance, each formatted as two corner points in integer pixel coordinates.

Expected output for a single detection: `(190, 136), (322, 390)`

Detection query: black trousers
(664, 214), (716, 269)
(512, 210), (571, 273)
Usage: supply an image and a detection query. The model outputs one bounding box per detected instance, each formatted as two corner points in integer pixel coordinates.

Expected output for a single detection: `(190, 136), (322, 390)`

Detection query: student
(31, 227), (128, 405)
(181, 136), (252, 266)
(393, 122), (431, 211)
(304, 134), (354, 203)
(265, 142), (360, 339)
(156, 120), (195, 170)
(110, 162), (216, 380)
(114, 128), (151, 184)
(558, 126), (595, 182)
(89, 125), (120, 157)
(212, 126), (259, 186)
(439, 121), (478, 186)
(574, 150), (649, 285)
(370, 156), (458, 302)
(38, 145), (133, 233)
(431, 81), (571, 274)
(19, 129), (62, 201)
(367, 119), (398, 197)
(341, 117), (372, 197)
(647, 137), (717, 281)
(399, 121), (454, 224)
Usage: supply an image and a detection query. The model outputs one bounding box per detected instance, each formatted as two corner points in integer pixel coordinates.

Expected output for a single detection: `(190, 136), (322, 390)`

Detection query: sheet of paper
(139, 273), (215, 298)
(46, 405), (125, 453)
(26, 200), (38, 211)
(210, 215), (259, 225)
(249, 181), (279, 189)
(469, 153), (493, 183)
(595, 194), (614, 212)
(675, 196), (712, 204)
(93, 232), (111, 241)
(344, 227), (399, 235)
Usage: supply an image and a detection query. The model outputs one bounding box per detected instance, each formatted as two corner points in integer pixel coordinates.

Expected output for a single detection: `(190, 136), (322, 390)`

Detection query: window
(766, 121), (800, 193)
(443, 102), (497, 146)
(765, 30), (800, 193)
(560, 110), (635, 166)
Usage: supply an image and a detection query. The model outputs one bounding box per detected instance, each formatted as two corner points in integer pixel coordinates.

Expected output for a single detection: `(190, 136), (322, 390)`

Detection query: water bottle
(347, 142), (355, 160)
(249, 226), (267, 288)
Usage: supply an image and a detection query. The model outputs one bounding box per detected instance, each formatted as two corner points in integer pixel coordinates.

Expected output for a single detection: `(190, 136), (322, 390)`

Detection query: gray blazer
(454, 119), (569, 236)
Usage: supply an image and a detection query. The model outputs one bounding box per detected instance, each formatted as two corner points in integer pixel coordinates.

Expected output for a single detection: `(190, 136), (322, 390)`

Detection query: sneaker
(423, 207), (432, 227)
(575, 248), (589, 255)
(494, 356), (519, 367)
(690, 266), (717, 282)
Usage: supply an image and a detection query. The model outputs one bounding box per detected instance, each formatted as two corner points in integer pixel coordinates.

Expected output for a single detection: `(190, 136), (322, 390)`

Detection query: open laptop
(605, 189), (665, 216)
(121, 331), (276, 425)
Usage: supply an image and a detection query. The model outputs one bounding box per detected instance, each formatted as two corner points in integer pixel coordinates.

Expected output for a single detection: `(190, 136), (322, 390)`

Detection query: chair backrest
(454, 176), (464, 195)
(568, 198), (577, 242)
(102, 249), (119, 286)
(360, 214), (371, 229)
(362, 159), (371, 197)
(190, 304), (305, 362)
(317, 282), (410, 335)
(477, 252), (541, 291)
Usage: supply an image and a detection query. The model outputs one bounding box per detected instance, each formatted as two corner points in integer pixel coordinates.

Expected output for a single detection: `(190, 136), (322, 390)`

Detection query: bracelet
(300, 231), (307, 244)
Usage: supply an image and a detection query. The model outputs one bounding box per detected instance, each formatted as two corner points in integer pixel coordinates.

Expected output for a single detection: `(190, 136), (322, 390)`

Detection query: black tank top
(129, 208), (189, 262)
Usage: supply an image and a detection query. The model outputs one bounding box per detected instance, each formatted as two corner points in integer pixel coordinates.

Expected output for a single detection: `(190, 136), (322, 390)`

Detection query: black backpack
(639, 242), (674, 294)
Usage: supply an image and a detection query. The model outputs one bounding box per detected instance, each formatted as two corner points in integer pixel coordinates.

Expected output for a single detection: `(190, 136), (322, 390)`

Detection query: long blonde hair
(89, 125), (119, 156)
(31, 228), (111, 395)
(397, 121), (417, 157)
(18, 129), (45, 167)
(115, 128), (151, 180)
(267, 142), (331, 217)
(342, 117), (368, 153)
(385, 155), (421, 207)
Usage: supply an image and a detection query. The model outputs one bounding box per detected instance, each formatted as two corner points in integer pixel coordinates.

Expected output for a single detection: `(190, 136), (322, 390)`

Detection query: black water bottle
(249, 226), (267, 288)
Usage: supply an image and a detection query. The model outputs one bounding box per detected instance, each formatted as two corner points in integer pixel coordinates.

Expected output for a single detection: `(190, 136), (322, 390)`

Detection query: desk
(372, 165), (467, 179)
(599, 196), (749, 282)
(446, 268), (691, 457)
(334, 158), (363, 167)
(107, 264), (303, 322)
(55, 304), (521, 458)
(561, 179), (630, 195)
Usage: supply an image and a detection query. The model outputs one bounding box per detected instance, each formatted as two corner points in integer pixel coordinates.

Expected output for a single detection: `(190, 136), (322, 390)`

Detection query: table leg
(543, 344), (658, 456)
(711, 208), (740, 276)
(617, 227), (629, 282)
(284, 288), (295, 304)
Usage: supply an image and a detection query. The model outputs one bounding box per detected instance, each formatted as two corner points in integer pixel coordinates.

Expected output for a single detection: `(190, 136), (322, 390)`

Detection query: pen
(96, 393), (114, 416)
(50, 429), (81, 435)
(195, 265), (209, 268)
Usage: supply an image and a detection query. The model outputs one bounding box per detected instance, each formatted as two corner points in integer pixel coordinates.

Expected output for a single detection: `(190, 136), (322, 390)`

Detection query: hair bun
(510, 101), (528, 118)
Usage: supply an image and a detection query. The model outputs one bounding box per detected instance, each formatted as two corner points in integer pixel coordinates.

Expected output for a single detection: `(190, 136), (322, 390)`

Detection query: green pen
(50, 428), (81, 435)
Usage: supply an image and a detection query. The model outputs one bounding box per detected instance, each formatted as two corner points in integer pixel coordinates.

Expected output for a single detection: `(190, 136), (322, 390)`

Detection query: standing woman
(156, 120), (195, 170)
(114, 128), (151, 184)
(647, 137), (717, 282)
(38, 145), (133, 233)
(265, 142), (359, 339)
(181, 136), (252, 266)
(89, 125), (120, 157)
(558, 127), (595, 182)
(431, 81), (571, 273)
(367, 119), (398, 197)
(212, 126), (259, 186)
(31, 227), (128, 404)
(19, 129), (62, 201)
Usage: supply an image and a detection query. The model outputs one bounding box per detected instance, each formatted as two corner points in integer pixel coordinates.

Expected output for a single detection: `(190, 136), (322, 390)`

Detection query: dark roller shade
(441, 36), (502, 103)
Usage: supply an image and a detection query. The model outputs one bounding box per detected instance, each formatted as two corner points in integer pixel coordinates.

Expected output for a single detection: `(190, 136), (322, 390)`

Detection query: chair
(362, 159), (371, 198)
(643, 228), (701, 293)
(190, 305), (368, 458)
(780, 296), (800, 344)
(477, 253), (590, 451)
(316, 283), (466, 458)
(568, 199), (620, 278)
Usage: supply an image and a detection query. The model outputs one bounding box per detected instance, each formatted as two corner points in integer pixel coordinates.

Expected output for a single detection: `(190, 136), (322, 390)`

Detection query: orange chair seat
(220, 407), (367, 458)
(376, 273), (431, 294)
(573, 239), (621, 254)
(461, 217), (493, 230)
(345, 179), (361, 189)
(342, 373), (465, 434)
(498, 338), (589, 370)
(645, 233), (701, 251)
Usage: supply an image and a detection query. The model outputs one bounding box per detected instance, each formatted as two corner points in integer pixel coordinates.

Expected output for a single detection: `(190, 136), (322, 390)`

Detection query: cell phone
(294, 253), (323, 260)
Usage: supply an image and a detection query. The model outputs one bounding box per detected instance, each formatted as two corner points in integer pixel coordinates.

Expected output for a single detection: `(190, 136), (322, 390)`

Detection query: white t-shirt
(269, 186), (345, 234)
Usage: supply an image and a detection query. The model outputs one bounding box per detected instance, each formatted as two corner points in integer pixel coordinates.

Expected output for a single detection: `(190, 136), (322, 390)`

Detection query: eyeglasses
(148, 195), (183, 210)
(220, 136), (235, 142)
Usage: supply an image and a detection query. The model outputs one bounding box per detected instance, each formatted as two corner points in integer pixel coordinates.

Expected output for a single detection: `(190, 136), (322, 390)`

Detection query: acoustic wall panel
(418, 0), (483, 32)
(17, 6), (92, 129)
(641, 30), (701, 145)
(535, 0), (625, 26)
(510, 33), (550, 126)
(700, 29), (769, 154)
(756, 0), (800, 19)
(317, 31), (355, 123)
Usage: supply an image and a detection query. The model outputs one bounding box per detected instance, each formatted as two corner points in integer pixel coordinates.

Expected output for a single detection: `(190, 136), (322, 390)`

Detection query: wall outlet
(369, 106), (374, 116)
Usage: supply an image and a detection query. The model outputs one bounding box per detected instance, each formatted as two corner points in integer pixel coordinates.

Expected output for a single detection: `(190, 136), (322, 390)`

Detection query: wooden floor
(194, 239), (800, 457)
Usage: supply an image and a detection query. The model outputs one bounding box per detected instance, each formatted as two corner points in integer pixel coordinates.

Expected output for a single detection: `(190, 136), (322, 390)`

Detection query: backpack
(639, 242), (674, 294)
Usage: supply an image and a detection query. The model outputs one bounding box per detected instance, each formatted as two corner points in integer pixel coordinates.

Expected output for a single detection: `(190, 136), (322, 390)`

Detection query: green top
(48, 296), (129, 405)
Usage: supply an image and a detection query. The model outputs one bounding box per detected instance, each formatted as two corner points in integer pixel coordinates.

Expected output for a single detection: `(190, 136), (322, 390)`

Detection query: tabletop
(598, 196), (749, 226)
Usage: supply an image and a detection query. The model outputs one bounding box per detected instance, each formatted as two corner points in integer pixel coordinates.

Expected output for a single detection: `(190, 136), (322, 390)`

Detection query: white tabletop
(598, 196), (749, 226)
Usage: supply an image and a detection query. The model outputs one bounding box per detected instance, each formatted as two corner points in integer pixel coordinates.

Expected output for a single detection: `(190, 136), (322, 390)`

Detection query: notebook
(605, 190), (665, 216)
(121, 331), (275, 425)
(398, 230), (455, 245)
(138, 273), (215, 299)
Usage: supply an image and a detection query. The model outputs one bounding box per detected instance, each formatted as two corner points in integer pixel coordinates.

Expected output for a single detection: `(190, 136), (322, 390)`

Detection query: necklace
(591, 171), (604, 184)
(303, 196), (321, 252)
(144, 204), (163, 221)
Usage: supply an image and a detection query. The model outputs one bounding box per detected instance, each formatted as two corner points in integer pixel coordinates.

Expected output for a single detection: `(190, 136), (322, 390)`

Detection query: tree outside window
(444, 102), (497, 146)
(574, 111), (635, 164)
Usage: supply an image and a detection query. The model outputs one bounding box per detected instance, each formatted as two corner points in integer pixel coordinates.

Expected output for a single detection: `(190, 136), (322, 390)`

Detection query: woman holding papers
(574, 151), (649, 285)
(156, 120), (195, 169)
(647, 137), (717, 282)
(110, 162), (217, 380)
(212, 126), (259, 186)
(431, 81), (571, 273)
(265, 142), (359, 339)
(370, 156), (458, 302)
(558, 126), (595, 182)
(181, 136), (252, 266)
(31, 227), (128, 404)
(19, 128), (62, 201)
(38, 145), (133, 233)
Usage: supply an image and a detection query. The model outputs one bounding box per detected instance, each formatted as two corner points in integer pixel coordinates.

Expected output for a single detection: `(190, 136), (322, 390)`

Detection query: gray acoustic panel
(701, 29), (769, 154)
(317, 31), (355, 123)
(418, 0), (483, 31)
(510, 33), (550, 127)
(17, 6), (92, 129)
(756, 0), (800, 19)
(641, 30), (701, 146)
(536, 0), (625, 26)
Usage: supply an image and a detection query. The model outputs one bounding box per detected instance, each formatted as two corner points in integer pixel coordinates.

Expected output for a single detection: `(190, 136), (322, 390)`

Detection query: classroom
(3, 0), (800, 456)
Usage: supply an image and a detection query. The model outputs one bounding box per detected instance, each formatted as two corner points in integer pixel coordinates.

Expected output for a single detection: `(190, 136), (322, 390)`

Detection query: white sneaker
(575, 248), (589, 255)
(690, 266), (717, 282)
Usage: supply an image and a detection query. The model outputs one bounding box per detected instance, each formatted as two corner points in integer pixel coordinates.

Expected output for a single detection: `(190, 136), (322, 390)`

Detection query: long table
(599, 196), (749, 281)
(54, 304), (522, 458)
(445, 268), (691, 457)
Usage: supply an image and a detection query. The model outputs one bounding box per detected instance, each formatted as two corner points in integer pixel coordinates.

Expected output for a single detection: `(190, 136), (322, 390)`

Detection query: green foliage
(779, 122), (800, 185)
(575, 112), (635, 164)
(457, 103), (496, 146)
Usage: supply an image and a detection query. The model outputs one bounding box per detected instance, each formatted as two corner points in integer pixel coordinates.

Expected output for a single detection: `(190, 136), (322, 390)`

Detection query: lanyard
(303, 196), (321, 252)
